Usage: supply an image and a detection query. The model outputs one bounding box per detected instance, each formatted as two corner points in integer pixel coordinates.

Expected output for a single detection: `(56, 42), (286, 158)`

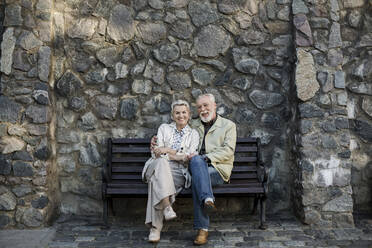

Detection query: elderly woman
(142, 100), (199, 243)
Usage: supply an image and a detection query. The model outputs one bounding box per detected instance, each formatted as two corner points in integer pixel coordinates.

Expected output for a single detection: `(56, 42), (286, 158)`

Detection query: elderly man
(188, 93), (237, 245)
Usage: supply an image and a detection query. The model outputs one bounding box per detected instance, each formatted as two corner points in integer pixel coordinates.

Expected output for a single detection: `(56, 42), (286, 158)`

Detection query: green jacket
(191, 115), (237, 182)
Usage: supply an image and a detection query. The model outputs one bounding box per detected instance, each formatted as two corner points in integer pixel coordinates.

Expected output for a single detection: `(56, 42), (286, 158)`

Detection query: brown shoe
(194, 229), (208, 245)
(204, 200), (217, 214)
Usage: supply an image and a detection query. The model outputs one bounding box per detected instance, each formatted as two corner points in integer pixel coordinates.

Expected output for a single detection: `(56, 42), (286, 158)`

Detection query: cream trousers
(144, 157), (185, 230)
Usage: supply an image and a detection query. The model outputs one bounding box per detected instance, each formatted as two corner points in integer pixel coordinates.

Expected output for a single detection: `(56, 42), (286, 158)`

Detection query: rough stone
(25, 105), (51, 124)
(0, 96), (22, 124)
(68, 97), (86, 112)
(32, 90), (49, 105)
(1, 137), (25, 154)
(310, 17), (330, 29)
(239, 30), (265, 45)
(56, 70), (83, 97)
(1, 28), (16, 75)
(328, 49), (343, 67)
(22, 208), (43, 227)
(303, 209), (321, 224)
(153, 44), (180, 64)
(358, 33), (372, 47)
(137, 23), (167, 45)
(194, 25), (232, 57)
(351, 120), (372, 142)
(93, 95), (118, 120)
(292, 0), (308, 14)
(0, 190), (16, 211)
(130, 61), (146, 76)
(167, 72), (192, 90)
(169, 58), (195, 72)
(13, 161), (33, 177)
(4, 4), (23, 26)
(221, 88), (245, 104)
(347, 82), (372, 95)
(249, 90), (284, 110)
(321, 121), (337, 133)
(251, 129), (274, 145)
(232, 77), (252, 90)
(322, 135), (337, 149)
(188, 1), (219, 27)
(323, 194), (353, 212)
(38, 46), (51, 82)
(235, 107), (256, 124)
(335, 117), (349, 129)
(77, 112), (97, 132)
(132, 79), (152, 95)
(192, 68), (215, 86)
(294, 14), (313, 46)
(106, 4), (134, 43)
(115, 63), (128, 79)
(170, 20), (194, 40)
(13, 50), (31, 72)
(67, 18), (98, 40)
(120, 98), (139, 120)
(12, 185), (32, 197)
(31, 195), (49, 209)
(143, 59), (164, 85)
(0, 214), (11, 228)
(348, 10), (362, 28)
(299, 103), (324, 118)
(337, 92), (347, 106)
(201, 60), (226, 72)
(334, 71), (345, 89)
(277, 6), (290, 21)
(235, 58), (260, 75)
(85, 68), (108, 84)
(217, 0), (247, 14)
(295, 49), (319, 101)
(96, 47), (120, 67)
(329, 22), (342, 48)
(362, 97), (372, 118)
(0, 155), (11, 175)
(261, 112), (282, 130)
(34, 138), (51, 160)
(79, 141), (102, 167)
(343, 0), (365, 8)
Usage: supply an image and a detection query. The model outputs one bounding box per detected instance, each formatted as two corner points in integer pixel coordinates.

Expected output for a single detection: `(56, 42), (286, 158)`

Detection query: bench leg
(259, 196), (267, 230)
(103, 198), (108, 227)
(252, 195), (259, 215)
(109, 198), (115, 216)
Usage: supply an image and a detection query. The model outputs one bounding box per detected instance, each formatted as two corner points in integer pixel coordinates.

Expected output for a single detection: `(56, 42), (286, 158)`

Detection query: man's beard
(200, 111), (214, 123)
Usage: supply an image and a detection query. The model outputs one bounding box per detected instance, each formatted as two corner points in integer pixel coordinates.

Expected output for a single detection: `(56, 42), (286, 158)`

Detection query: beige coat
(191, 115), (237, 182)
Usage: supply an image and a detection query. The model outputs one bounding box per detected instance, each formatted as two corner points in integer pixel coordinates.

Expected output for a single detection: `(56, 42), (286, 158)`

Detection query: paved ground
(1, 213), (372, 248)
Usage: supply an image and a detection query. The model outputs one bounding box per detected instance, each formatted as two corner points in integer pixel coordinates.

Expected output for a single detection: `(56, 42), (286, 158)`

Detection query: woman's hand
(154, 147), (168, 157)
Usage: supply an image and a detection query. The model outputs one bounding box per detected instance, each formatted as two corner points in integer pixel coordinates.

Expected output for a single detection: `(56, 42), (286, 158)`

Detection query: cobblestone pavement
(48, 213), (372, 248)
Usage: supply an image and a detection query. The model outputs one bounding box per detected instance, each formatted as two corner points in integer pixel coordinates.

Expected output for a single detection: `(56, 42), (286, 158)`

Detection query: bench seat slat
(106, 187), (264, 195)
(111, 172), (258, 180)
(111, 156), (257, 163)
(111, 146), (257, 153)
(110, 165), (258, 173)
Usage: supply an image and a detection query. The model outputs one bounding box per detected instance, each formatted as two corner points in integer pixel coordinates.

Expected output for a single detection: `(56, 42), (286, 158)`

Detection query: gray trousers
(144, 157), (185, 230)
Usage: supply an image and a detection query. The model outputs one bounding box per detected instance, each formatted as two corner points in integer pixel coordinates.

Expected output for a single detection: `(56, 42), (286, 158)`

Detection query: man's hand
(187, 152), (198, 160)
(150, 136), (158, 151)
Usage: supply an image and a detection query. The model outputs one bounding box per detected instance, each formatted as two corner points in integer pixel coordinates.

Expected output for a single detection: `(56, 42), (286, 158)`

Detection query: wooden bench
(102, 137), (268, 229)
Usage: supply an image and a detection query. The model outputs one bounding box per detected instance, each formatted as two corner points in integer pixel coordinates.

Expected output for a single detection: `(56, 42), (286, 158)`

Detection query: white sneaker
(148, 227), (161, 243)
(163, 205), (177, 221)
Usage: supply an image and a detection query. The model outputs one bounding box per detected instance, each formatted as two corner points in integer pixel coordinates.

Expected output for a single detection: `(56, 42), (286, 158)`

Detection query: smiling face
(172, 105), (190, 129)
(196, 95), (217, 123)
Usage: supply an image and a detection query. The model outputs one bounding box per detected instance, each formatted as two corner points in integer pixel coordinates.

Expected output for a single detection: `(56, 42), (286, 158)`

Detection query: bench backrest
(107, 138), (262, 189)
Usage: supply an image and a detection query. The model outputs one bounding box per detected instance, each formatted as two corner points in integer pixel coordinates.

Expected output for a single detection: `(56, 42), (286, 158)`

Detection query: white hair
(196, 93), (216, 103)
(171, 99), (190, 113)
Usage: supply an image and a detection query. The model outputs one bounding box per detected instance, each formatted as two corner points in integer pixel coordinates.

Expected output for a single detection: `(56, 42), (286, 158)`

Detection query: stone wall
(0, 0), (370, 229)
(0, 0), (58, 229)
(292, 0), (372, 227)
